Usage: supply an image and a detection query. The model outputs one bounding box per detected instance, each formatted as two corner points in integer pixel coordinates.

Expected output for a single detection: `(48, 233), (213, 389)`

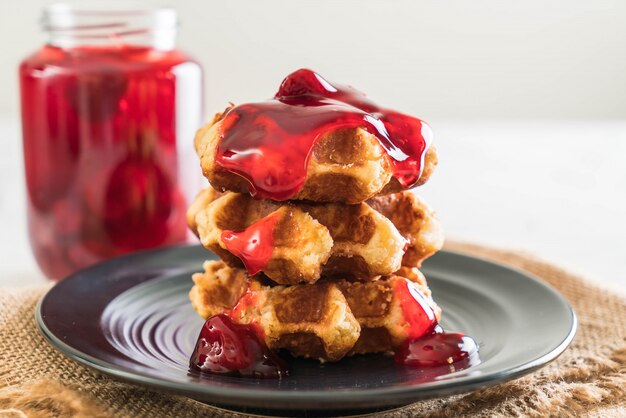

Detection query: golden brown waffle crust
(187, 187), (444, 284)
(194, 107), (438, 204)
(367, 191), (444, 267)
(190, 261), (442, 362)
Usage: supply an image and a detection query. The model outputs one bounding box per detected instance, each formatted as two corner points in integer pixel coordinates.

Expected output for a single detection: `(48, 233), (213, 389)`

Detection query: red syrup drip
(190, 314), (288, 378)
(220, 213), (280, 275)
(215, 68), (433, 200)
(228, 286), (260, 320)
(393, 280), (480, 367)
(395, 331), (479, 367)
(394, 279), (439, 340)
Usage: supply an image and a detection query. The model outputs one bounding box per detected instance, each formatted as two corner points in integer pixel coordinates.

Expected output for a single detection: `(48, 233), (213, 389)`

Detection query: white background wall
(1, 0), (626, 120)
(0, 1), (625, 290)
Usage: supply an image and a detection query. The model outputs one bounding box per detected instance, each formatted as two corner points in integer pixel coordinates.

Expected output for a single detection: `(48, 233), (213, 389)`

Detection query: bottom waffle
(189, 261), (442, 362)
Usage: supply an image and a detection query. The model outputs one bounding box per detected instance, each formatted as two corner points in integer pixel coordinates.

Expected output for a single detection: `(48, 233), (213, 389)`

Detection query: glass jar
(19, 4), (203, 279)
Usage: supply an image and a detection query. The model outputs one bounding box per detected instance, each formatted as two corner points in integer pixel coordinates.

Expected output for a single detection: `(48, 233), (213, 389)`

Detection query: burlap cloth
(1, 242), (625, 418)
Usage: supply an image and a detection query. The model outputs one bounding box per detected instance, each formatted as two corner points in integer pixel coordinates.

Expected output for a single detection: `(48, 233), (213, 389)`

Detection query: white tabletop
(1, 117), (624, 294)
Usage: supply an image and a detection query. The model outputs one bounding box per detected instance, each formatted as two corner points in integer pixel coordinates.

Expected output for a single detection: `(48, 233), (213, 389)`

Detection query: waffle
(194, 107), (438, 204)
(190, 260), (442, 361)
(188, 189), (406, 284)
(188, 187), (444, 284)
(367, 191), (444, 267)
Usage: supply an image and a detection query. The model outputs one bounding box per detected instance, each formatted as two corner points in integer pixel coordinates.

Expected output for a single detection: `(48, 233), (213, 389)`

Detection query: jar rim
(42, 3), (177, 30)
(42, 3), (178, 49)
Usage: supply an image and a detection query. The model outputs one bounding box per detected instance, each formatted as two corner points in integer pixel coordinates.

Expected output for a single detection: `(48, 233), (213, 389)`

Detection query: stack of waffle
(187, 109), (444, 362)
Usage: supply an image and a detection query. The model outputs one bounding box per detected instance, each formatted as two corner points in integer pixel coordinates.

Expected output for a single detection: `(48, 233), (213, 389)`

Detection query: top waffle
(194, 107), (438, 204)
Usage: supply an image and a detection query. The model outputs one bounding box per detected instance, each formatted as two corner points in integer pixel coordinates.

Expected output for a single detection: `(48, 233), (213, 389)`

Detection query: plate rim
(36, 246), (578, 408)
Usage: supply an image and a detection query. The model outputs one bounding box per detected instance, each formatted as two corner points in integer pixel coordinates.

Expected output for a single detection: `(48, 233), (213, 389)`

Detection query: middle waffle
(188, 186), (444, 285)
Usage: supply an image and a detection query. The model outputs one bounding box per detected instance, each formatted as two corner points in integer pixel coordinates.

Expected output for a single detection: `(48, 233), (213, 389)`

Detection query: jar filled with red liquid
(19, 5), (203, 279)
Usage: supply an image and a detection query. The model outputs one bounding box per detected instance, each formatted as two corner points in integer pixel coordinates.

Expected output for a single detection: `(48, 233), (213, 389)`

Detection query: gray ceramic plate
(37, 245), (576, 414)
